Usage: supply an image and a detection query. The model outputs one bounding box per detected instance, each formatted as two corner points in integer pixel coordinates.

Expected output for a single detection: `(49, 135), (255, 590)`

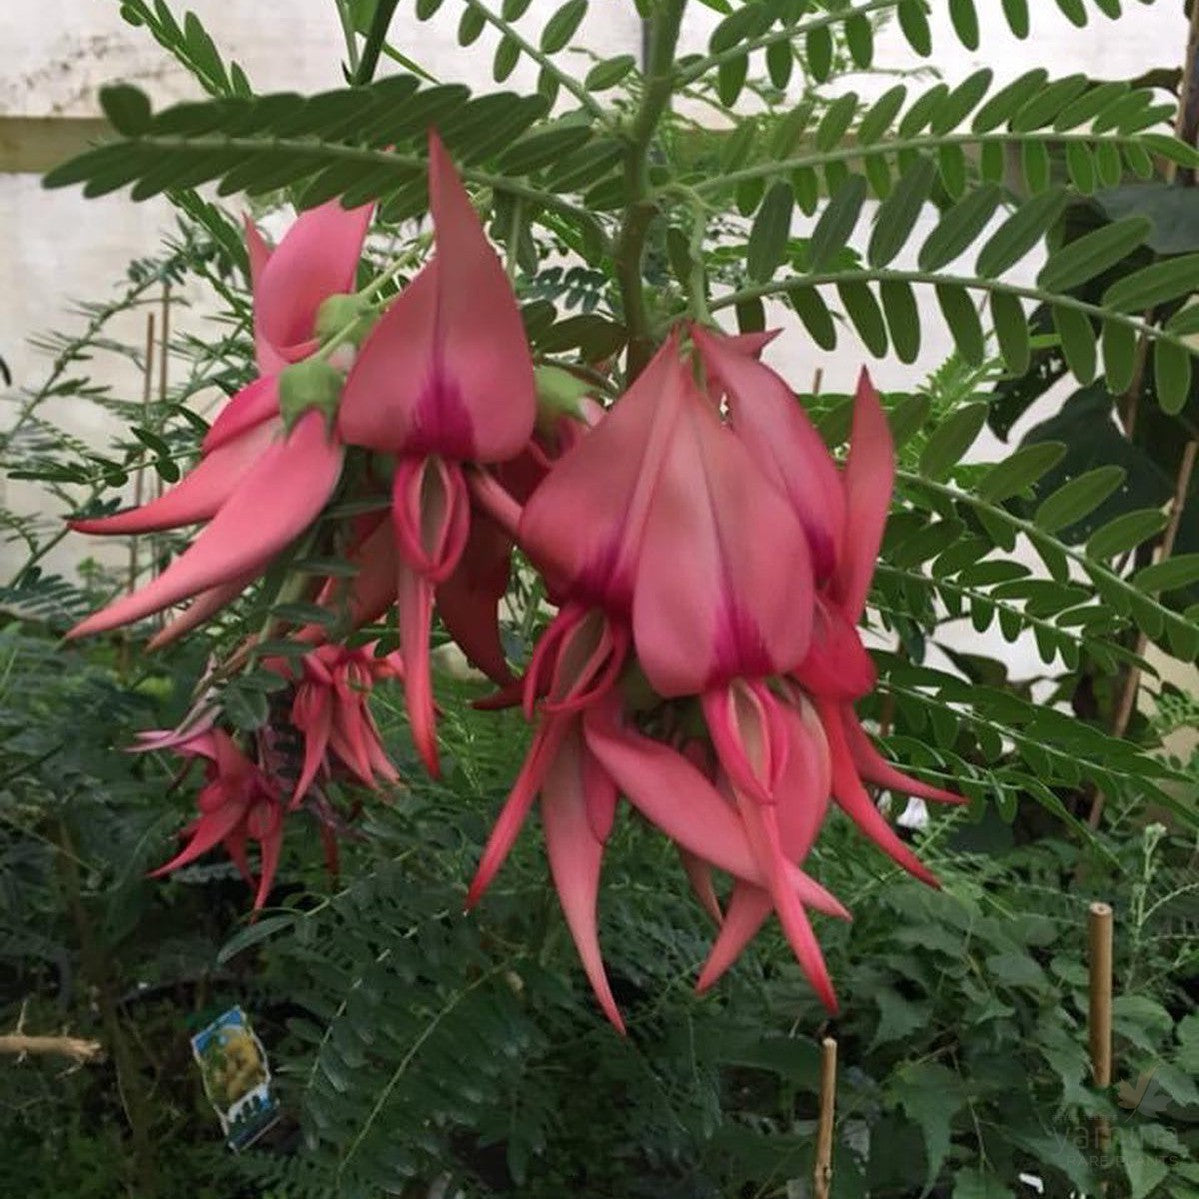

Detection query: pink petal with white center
(519, 334), (688, 614)
(692, 323), (844, 580)
(830, 369), (894, 623)
(254, 200), (373, 366)
(70, 419), (279, 536)
(68, 411), (343, 638)
(337, 134), (533, 462)
(632, 371), (813, 697)
(540, 721), (624, 1032)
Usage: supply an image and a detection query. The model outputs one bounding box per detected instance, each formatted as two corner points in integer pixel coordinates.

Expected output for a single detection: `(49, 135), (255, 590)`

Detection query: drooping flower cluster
(68, 127), (959, 1021)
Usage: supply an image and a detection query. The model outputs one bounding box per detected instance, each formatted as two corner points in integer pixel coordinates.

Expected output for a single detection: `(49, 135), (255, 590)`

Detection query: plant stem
(615, 0), (687, 380)
(352, 0), (401, 86)
(335, 0), (361, 76)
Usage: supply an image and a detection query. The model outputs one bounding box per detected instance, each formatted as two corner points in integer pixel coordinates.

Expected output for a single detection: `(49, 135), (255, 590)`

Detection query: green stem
(615, 0), (688, 380)
(461, 0), (611, 125)
(677, 0), (902, 86)
(334, 0), (361, 76)
(352, 0), (400, 85)
(711, 268), (1199, 366)
(688, 202), (711, 323)
(687, 129), (1174, 195)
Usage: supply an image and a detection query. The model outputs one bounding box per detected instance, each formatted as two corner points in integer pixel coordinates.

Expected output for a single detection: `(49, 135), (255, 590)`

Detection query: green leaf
(1012, 74), (1089, 132)
(890, 1062), (966, 1193)
(217, 914), (296, 964)
(1101, 318), (1137, 394)
(844, 15), (874, 68)
(881, 279), (921, 364)
(899, 83), (949, 138)
(708, 3), (767, 52)
(976, 189), (1068, 279)
(1104, 254), (1199, 312)
(806, 25), (833, 83)
(1000, 0), (1029, 38)
(933, 69), (993, 135)
(948, 0), (979, 48)
(735, 296), (766, 335)
(1035, 466), (1127, 533)
(458, 5), (485, 45)
(747, 181), (794, 283)
(99, 84), (153, 135)
(1055, 0), (1088, 27)
(1154, 337), (1193, 415)
(919, 402), (988, 479)
(787, 284), (837, 350)
(869, 156), (935, 268)
(717, 54), (748, 107)
(1086, 508), (1167, 559)
(540, 0), (587, 53)
(493, 36), (521, 83)
(837, 282), (888, 357)
(816, 92), (858, 152)
(938, 143), (968, 199)
(937, 285), (986, 365)
(991, 291), (1031, 376)
(858, 85), (907, 146)
(222, 682), (269, 731)
(1065, 141), (1095, 193)
(889, 392), (930, 446)
(897, 0), (932, 56)
(1021, 138), (1050, 194)
(499, 123), (593, 174)
(809, 175), (866, 270)
(919, 185), (1003, 271)
(792, 165), (819, 215)
(1037, 216), (1151, 295)
(765, 40), (793, 90)
(954, 1170), (1013, 1199)
(503, 0), (533, 15)
(977, 441), (1066, 502)
(1053, 305), (1097, 385)
(973, 69), (1048, 133)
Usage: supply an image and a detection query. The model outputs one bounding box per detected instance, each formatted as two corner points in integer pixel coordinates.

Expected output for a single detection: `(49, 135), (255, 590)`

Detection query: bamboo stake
(813, 1036), (837, 1199)
(0, 1033), (102, 1063)
(1089, 902), (1113, 1158)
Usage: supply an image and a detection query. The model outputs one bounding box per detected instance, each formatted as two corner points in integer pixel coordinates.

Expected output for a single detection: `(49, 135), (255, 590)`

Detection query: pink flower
(337, 131), (536, 777)
(270, 643), (404, 803)
(66, 198), (373, 640)
(146, 729), (286, 911)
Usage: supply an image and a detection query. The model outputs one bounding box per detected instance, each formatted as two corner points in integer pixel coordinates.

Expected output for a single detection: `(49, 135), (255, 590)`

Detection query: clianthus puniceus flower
(65, 123), (962, 1029)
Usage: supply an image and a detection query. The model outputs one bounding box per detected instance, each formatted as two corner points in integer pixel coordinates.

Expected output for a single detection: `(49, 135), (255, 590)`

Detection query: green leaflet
(540, 0), (588, 53)
(1154, 337), (1193, 416)
(844, 15), (874, 68)
(936, 285), (986, 366)
(976, 189), (1068, 279)
(919, 185), (1003, 272)
(1052, 306), (1097, 385)
(1035, 467), (1126, 534)
(807, 25), (833, 83)
(1101, 319), (1137, 394)
(766, 40), (793, 90)
(99, 84), (152, 134)
(747, 181), (794, 283)
(809, 175), (867, 270)
(931, 69), (993, 135)
(1103, 254), (1199, 312)
(1086, 509), (1168, 560)
(1001, 0), (1030, 38)
(816, 92), (858, 152)
(717, 54), (748, 106)
(897, 0), (932, 56)
(1011, 74), (1089, 133)
(1133, 554), (1199, 594)
(948, 0), (979, 49)
(991, 291), (1031, 376)
(584, 55), (635, 91)
(858, 85), (907, 146)
(972, 69), (1048, 133)
(919, 402), (988, 479)
(837, 282), (888, 358)
(868, 156), (935, 269)
(881, 279), (921, 364)
(977, 442), (1067, 503)
(787, 284), (837, 350)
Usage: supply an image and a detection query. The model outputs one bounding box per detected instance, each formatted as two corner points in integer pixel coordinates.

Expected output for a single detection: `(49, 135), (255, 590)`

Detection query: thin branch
(0, 1033), (103, 1063)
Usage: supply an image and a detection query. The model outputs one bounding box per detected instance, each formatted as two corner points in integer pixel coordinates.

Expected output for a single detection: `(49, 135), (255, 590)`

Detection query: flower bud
(279, 359), (344, 431)
(314, 291), (374, 348)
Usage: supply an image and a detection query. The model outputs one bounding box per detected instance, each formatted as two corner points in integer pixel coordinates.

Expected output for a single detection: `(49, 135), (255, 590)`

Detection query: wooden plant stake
(813, 1036), (838, 1199)
(1089, 902), (1113, 1158)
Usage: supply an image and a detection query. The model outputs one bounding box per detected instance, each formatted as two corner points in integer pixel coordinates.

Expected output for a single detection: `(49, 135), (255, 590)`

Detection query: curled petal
(679, 848), (723, 925)
(830, 369), (894, 623)
(540, 723), (624, 1032)
(397, 561), (441, 777)
(291, 682), (333, 803)
(696, 883), (770, 992)
(150, 802), (245, 877)
(203, 375), (282, 455)
(68, 412), (343, 638)
(840, 706), (965, 806)
(147, 572), (258, 651)
(70, 419), (279, 536)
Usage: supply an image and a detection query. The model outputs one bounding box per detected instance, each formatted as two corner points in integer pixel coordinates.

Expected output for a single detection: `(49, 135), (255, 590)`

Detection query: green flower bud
(279, 359), (345, 431)
(534, 364), (592, 430)
(314, 292), (374, 348)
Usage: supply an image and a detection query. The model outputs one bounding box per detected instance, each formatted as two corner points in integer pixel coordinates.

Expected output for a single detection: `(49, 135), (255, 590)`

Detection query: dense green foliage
(3, 0), (1199, 1196)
